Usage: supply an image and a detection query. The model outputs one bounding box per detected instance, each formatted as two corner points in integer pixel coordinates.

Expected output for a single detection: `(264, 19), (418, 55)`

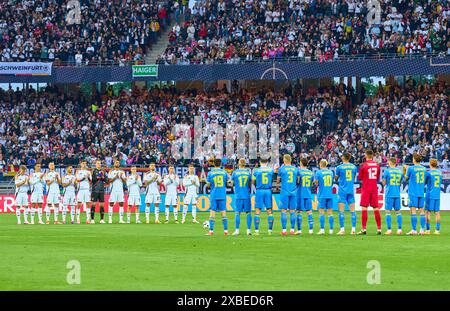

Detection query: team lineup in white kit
(13, 160), (200, 225)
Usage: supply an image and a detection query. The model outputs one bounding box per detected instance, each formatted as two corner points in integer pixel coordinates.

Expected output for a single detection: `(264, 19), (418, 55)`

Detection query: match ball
(202, 221), (210, 229)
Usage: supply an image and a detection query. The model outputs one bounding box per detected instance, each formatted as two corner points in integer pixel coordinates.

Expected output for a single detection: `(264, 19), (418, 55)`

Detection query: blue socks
(297, 213), (302, 231)
(254, 214), (260, 230)
(420, 214), (426, 230)
(436, 222), (441, 231)
(308, 213), (313, 230)
(386, 214), (392, 230)
(246, 213), (252, 230)
(281, 211), (287, 230)
(411, 214), (417, 231)
(339, 212), (345, 229)
(319, 214), (325, 230)
(209, 217), (215, 231)
(329, 215), (334, 230)
(426, 221), (431, 231)
(351, 211), (356, 228)
(235, 213), (240, 230)
(268, 214), (274, 231)
(290, 211), (296, 230)
(397, 213), (402, 230)
(222, 216), (228, 231)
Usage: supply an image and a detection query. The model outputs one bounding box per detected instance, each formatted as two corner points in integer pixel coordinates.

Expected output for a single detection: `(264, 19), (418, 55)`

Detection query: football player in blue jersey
(231, 159), (252, 236)
(252, 157), (275, 235)
(296, 158), (315, 235)
(315, 159), (335, 235)
(382, 157), (403, 235)
(405, 154), (427, 235)
(277, 154), (299, 236)
(206, 159), (229, 236)
(425, 159), (442, 235)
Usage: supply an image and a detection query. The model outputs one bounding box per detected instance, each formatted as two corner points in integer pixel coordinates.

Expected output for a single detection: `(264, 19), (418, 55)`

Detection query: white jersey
(108, 169), (125, 193)
(15, 174), (29, 194)
(163, 174), (180, 196)
(143, 171), (162, 195)
(45, 171), (60, 194)
(29, 172), (44, 194)
(126, 174), (142, 196)
(63, 174), (76, 195)
(183, 174), (199, 195)
(76, 169), (91, 191)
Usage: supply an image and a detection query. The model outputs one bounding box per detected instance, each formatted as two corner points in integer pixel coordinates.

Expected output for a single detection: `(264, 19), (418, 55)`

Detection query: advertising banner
(0, 62), (53, 76)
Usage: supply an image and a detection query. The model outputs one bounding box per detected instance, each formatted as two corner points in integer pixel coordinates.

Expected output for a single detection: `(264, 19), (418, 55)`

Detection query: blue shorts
(338, 193), (355, 205)
(318, 198), (333, 209)
(210, 199), (227, 212)
(425, 198), (440, 212)
(385, 197), (401, 211)
(297, 198), (312, 212)
(255, 189), (272, 210)
(235, 198), (251, 213)
(408, 196), (424, 208)
(280, 195), (297, 210)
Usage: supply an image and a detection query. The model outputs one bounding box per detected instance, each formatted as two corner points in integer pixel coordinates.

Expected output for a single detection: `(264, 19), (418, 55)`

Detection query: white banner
(0, 62), (53, 76)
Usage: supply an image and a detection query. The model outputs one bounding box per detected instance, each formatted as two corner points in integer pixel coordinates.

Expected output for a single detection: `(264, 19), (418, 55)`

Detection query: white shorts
(77, 190), (91, 203)
(165, 194), (178, 206)
(145, 193), (161, 204)
(183, 193), (198, 205)
(63, 193), (76, 206)
(15, 193), (29, 207)
(30, 192), (44, 204)
(47, 192), (60, 204)
(109, 191), (124, 203)
(128, 195), (141, 206)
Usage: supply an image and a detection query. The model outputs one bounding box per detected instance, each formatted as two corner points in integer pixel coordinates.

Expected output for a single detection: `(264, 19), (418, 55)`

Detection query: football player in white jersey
(44, 162), (61, 224)
(14, 165), (29, 225)
(143, 163), (162, 224)
(62, 166), (77, 224)
(163, 166), (180, 223)
(76, 160), (92, 224)
(108, 160), (126, 224)
(29, 163), (45, 224)
(182, 165), (200, 224)
(126, 166), (142, 224)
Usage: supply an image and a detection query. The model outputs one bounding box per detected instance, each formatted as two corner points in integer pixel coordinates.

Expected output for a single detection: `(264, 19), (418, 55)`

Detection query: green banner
(132, 65), (158, 77)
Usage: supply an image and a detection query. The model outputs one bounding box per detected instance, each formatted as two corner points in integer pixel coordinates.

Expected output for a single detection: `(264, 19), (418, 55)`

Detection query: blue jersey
(406, 165), (426, 197)
(207, 168), (228, 200)
(425, 170), (442, 199)
(335, 163), (357, 195)
(231, 169), (251, 200)
(298, 168), (314, 198)
(278, 165), (299, 196)
(252, 166), (274, 190)
(316, 169), (334, 199)
(383, 167), (403, 198)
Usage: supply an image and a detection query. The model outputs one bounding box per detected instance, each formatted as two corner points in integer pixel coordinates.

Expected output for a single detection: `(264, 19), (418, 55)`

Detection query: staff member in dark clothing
(90, 160), (107, 223)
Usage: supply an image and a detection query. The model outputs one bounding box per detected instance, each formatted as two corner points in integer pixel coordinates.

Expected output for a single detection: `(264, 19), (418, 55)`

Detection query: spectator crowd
(158, 0), (450, 64)
(0, 78), (448, 175)
(0, 0), (175, 65)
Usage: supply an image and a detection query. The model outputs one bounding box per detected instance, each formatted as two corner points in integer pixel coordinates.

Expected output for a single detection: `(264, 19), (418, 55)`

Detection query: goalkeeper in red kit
(357, 149), (382, 235)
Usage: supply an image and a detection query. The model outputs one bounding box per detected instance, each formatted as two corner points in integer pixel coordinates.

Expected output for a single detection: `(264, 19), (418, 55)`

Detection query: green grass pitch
(1, 212), (449, 290)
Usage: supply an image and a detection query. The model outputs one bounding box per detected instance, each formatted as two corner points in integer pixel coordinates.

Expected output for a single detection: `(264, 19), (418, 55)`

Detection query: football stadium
(0, 0), (449, 295)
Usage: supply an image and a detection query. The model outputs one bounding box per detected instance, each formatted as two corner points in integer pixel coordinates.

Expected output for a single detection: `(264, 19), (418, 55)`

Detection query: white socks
(155, 206), (159, 221)
(182, 205), (188, 222)
(165, 207), (170, 221)
(119, 206), (124, 221)
(173, 208), (178, 221)
(16, 208), (21, 223)
(192, 205), (197, 221)
(145, 205), (150, 221)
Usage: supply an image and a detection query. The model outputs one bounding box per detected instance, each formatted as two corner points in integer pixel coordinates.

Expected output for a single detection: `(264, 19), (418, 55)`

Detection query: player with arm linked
(424, 158), (442, 235)
(230, 158), (252, 236)
(29, 163), (45, 224)
(108, 160), (127, 224)
(252, 157), (275, 236)
(182, 164), (200, 224)
(206, 158), (229, 236)
(143, 163), (163, 224)
(62, 166), (77, 224)
(382, 157), (404, 235)
(296, 157), (315, 235)
(75, 160), (92, 224)
(163, 166), (181, 223)
(277, 154), (299, 236)
(44, 162), (62, 224)
(126, 166), (142, 224)
(404, 153), (427, 235)
(335, 153), (358, 235)
(14, 165), (29, 225)
(357, 149), (382, 235)
(315, 159), (335, 235)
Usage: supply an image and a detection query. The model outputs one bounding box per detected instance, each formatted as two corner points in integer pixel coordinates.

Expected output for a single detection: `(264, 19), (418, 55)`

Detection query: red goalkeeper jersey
(358, 160), (380, 194)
